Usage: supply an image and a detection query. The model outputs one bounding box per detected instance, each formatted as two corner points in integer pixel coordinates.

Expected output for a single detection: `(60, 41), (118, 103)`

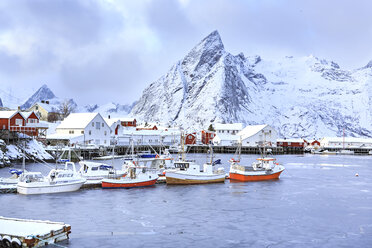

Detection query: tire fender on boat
(2, 236), (11, 248)
(11, 238), (21, 248)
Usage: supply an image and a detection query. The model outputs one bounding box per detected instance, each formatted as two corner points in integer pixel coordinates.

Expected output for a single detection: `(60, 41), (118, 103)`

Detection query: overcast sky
(0, 0), (371, 106)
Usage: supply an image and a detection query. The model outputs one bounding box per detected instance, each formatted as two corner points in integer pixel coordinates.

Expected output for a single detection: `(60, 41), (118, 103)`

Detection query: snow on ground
(4, 139), (53, 162)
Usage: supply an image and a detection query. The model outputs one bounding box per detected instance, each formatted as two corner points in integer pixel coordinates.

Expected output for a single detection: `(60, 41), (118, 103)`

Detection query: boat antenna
(181, 130), (185, 161)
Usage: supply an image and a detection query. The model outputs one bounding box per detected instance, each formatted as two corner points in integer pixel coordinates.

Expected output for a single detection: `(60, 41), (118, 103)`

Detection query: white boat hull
(166, 171), (225, 185)
(17, 180), (86, 195)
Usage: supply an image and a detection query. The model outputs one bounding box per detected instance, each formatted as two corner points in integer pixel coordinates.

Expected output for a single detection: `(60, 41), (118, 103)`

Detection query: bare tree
(58, 99), (76, 119)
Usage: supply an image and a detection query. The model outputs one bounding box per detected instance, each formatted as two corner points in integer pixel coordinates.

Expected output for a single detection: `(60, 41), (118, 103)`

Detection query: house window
(2, 125), (5, 129)
(92, 122), (94, 127)
(104, 140), (106, 144)
(104, 131), (107, 136)
(35, 106), (39, 110)
(69, 130), (74, 134)
(15, 119), (23, 126)
(89, 130), (92, 135)
(102, 123), (104, 127)
(96, 122), (100, 130)
(81, 131), (84, 134)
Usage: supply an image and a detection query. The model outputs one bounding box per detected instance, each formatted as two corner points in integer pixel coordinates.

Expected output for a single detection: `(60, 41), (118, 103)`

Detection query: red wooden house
(277, 138), (306, 148)
(21, 111), (40, 137)
(201, 130), (215, 145)
(136, 124), (158, 131)
(121, 118), (137, 127)
(185, 133), (196, 145)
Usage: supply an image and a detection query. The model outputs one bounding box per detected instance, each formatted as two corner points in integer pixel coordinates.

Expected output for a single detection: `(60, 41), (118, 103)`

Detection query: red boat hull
(229, 170), (283, 182)
(102, 179), (158, 188)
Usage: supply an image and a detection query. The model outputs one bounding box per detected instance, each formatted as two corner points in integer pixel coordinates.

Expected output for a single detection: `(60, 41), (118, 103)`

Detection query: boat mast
(181, 131), (185, 161)
(209, 143), (214, 164)
(238, 136), (242, 162)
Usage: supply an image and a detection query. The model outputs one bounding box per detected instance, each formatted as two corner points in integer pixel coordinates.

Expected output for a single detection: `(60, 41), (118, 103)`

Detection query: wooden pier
(0, 216), (70, 247)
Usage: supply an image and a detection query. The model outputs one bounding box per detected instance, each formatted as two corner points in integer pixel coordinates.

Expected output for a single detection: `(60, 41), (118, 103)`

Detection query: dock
(0, 184), (17, 194)
(0, 216), (71, 247)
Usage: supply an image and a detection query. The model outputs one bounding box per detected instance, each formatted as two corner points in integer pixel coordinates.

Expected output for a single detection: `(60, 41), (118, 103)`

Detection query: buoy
(11, 238), (21, 248)
(355, 173), (359, 177)
(2, 236), (11, 248)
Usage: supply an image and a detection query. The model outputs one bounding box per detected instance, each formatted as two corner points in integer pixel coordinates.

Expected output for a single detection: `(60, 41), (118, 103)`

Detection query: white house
(238, 124), (277, 147)
(48, 113), (111, 146)
(104, 118), (123, 137)
(320, 137), (372, 148)
(214, 123), (243, 135)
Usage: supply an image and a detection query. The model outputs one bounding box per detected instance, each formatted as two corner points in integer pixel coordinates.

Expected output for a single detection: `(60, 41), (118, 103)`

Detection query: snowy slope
(131, 30), (372, 138)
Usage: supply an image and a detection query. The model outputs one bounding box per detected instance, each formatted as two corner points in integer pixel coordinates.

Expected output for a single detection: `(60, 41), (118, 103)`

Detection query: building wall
(83, 114), (111, 146)
(241, 126), (277, 146)
(0, 118), (9, 130)
(185, 134), (196, 145)
(28, 104), (50, 121)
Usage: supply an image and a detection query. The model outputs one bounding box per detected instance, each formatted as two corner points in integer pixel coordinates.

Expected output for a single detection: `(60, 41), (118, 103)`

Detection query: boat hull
(229, 169), (284, 182)
(166, 172), (225, 185)
(102, 178), (158, 188)
(17, 180), (86, 195)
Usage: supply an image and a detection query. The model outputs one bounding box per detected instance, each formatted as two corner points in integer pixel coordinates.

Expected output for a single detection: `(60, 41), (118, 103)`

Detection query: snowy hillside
(131, 30), (372, 138)
(81, 102), (134, 118)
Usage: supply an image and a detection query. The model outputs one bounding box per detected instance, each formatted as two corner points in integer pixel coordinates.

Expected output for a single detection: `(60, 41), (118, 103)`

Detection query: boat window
(91, 167), (99, 171)
(99, 165), (113, 170)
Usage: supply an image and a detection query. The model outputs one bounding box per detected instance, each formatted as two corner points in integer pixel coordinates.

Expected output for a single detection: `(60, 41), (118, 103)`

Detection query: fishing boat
(165, 141), (225, 185)
(101, 166), (158, 188)
(229, 141), (285, 181)
(78, 161), (126, 181)
(17, 162), (86, 195)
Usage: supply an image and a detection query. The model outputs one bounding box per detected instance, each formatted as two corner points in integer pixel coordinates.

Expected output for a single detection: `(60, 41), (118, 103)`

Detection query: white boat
(337, 149), (354, 155)
(165, 143), (225, 185)
(17, 162), (86, 195)
(166, 161), (225, 184)
(78, 161), (126, 181)
(0, 169), (23, 185)
(102, 166), (159, 188)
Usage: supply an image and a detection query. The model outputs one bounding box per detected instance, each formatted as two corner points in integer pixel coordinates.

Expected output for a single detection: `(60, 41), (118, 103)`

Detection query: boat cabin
(174, 162), (190, 170)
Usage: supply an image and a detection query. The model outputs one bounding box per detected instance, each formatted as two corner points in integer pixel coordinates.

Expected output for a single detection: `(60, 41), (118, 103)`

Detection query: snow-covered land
(0, 138), (53, 167)
(131, 30), (372, 138)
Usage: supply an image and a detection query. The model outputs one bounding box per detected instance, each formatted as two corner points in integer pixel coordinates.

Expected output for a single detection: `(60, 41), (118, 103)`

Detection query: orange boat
(229, 157), (285, 181)
(229, 142), (285, 181)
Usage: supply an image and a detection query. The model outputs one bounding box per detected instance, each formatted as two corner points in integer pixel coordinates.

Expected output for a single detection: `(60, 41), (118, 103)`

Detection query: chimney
(41, 100), (45, 103)
(18, 106), (21, 111)
(46, 101), (49, 104)
(108, 115), (111, 119)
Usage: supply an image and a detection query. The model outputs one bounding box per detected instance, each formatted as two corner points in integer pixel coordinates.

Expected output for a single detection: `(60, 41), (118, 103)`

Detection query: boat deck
(0, 216), (71, 247)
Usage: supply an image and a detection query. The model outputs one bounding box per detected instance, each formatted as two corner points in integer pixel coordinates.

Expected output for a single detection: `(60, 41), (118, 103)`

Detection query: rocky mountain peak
(363, 60), (372, 69)
(21, 84), (57, 109)
(181, 30), (225, 74)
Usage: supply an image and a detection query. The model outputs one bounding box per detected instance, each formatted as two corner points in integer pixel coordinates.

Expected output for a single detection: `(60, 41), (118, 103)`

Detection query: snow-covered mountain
(131, 30), (372, 138)
(82, 102), (134, 118)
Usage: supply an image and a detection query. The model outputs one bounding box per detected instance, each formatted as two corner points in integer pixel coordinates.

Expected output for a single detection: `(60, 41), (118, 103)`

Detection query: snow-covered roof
(122, 129), (181, 137)
(277, 138), (305, 143)
(20, 111), (38, 119)
(238, 124), (268, 139)
(120, 117), (136, 122)
(0, 110), (18, 119)
(57, 113), (99, 129)
(214, 123), (244, 131)
(35, 102), (58, 112)
(104, 118), (121, 127)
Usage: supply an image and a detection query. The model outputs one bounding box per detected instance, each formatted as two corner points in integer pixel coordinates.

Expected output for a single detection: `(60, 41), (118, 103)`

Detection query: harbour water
(1, 154), (372, 247)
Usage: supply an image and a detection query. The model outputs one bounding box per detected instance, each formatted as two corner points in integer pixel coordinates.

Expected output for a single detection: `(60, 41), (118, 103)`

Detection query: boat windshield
(20, 173), (44, 183)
